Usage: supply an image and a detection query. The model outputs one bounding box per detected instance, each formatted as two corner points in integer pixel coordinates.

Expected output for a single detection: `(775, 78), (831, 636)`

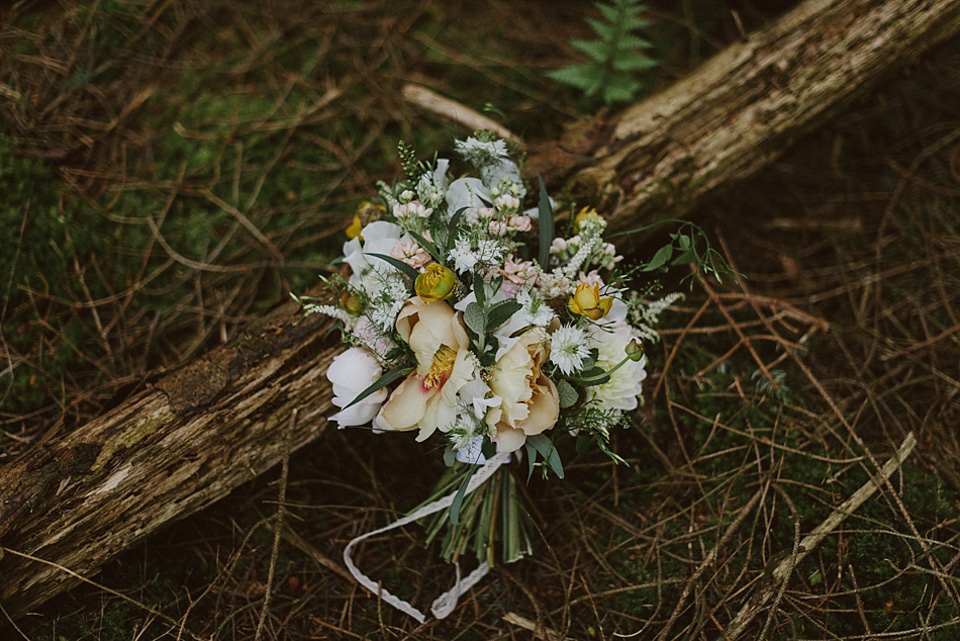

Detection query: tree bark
(2, 0), (960, 621)
(0, 305), (338, 620)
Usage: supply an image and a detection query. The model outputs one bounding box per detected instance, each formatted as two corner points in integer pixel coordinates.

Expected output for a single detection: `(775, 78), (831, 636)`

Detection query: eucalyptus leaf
(525, 440), (537, 483)
(526, 434), (564, 479)
(557, 379), (579, 408)
(443, 446), (457, 468)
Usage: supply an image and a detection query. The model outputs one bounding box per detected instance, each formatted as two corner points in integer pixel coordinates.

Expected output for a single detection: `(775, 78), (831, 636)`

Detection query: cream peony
(485, 329), (560, 452)
(327, 347), (388, 428)
(377, 298), (477, 441)
(587, 321), (647, 411)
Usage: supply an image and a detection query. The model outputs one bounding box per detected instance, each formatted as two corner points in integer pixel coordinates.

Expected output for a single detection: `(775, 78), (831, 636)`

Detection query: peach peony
(377, 298), (477, 441)
(485, 329), (560, 452)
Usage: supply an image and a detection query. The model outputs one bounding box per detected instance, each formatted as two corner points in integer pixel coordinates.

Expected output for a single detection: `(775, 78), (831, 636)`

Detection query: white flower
(516, 288), (555, 327)
(586, 322), (647, 411)
(416, 158), (448, 208)
(455, 136), (509, 166)
(449, 236), (479, 274)
(341, 221), (404, 285)
(475, 239), (505, 266)
(550, 324), (590, 375)
(494, 194), (520, 211)
(328, 348), (387, 428)
(507, 215), (531, 232)
(446, 177), (490, 218)
(458, 376), (501, 420)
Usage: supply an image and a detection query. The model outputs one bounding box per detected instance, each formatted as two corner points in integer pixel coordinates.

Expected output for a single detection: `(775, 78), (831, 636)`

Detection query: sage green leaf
(557, 379), (579, 408)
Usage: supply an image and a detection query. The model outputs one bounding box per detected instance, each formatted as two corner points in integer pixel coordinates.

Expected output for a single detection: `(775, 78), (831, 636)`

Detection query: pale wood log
(2, 0), (960, 622)
(550, 0), (960, 233)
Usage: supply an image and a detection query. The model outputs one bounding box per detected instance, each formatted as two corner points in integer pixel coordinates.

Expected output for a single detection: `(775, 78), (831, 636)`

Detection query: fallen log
(2, 0), (960, 621)
(544, 0), (960, 234)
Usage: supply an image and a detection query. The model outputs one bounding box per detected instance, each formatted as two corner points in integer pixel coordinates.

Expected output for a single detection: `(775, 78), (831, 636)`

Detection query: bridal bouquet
(295, 133), (717, 620)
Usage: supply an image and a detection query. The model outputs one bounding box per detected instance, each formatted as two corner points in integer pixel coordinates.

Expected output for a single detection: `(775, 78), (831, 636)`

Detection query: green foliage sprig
(545, 0), (657, 106)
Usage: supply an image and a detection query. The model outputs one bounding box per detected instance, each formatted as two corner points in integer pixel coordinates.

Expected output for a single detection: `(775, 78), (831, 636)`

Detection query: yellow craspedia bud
(340, 291), (365, 315)
(345, 214), (363, 240)
(415, 264), (457, 302)
(574, 206), (603, 231)
(568, 282), (613, 320)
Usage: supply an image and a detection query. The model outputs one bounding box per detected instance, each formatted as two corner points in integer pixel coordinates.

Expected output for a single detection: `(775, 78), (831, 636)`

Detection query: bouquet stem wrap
(343, 451), (510, 623)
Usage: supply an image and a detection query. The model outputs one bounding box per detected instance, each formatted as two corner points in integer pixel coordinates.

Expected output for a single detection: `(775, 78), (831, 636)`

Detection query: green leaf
(537, 175), (554, 269)
(526, 434), (564, 479)
(557, 379), (579, 408)
(473, 272), (486, 306)
(364, 252), (419, 280)
(449, 465), (478, 526)
(575, 434), (592, 456)
(612, 52), (657, 72)
(595, 2), (621, 24)
(544, 63), (600, 92)
(642, 243), (673, 271)
(585, 17), (617, 42)
(570, 38), (612, 63)
(525, 440), (537, 482)
(671, 248), (698, 266)
(615, 33), (654, 52)
(443, 446), (457, 467)
(464, 302), (486, 336)
(485, 299), (522, 332)
(342, 363), (410, 410)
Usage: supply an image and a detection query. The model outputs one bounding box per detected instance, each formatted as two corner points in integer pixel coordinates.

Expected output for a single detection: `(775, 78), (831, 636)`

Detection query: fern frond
(546, 0), (658, 106)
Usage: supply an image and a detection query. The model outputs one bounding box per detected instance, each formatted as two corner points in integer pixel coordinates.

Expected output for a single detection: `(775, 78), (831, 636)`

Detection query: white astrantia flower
(550, 324), (590, 375)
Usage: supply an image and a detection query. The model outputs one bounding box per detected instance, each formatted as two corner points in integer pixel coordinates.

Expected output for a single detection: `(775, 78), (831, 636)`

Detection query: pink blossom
(390, 240), (432, 269)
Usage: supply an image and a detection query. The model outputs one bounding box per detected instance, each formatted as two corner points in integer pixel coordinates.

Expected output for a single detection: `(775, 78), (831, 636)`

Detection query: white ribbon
(342, 450), (510, 623)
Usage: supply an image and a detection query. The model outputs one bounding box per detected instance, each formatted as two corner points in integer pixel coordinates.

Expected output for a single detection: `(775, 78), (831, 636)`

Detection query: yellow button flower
(345, 214), (363, 240)
(415, 264), (457, 302)
(340, 291), (365, 315)
(574, 206), (604, 231)
(568, 282), (613, 320)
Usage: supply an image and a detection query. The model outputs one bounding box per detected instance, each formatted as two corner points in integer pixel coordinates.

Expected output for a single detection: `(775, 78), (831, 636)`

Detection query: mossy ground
(3, 1), (959, 639)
